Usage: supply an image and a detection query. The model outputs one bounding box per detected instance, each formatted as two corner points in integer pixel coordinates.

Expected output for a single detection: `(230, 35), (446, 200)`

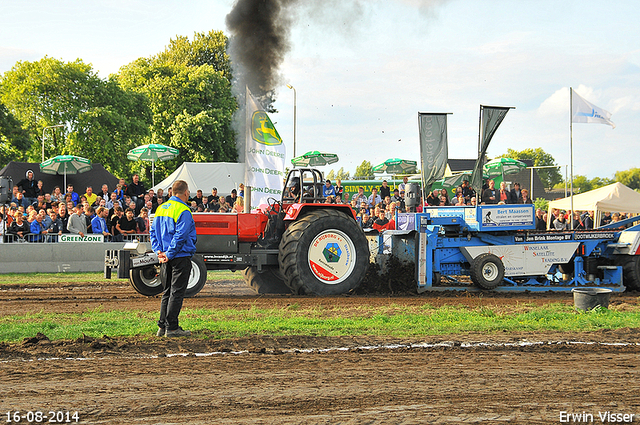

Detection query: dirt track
(1, 279), (640, 424)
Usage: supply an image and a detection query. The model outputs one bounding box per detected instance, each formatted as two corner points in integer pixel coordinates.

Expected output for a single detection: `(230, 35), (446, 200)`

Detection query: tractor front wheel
(130, 255), (207, 297)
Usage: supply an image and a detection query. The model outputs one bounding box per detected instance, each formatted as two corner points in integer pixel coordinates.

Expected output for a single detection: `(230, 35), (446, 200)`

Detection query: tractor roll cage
(282, 168), (326, 204)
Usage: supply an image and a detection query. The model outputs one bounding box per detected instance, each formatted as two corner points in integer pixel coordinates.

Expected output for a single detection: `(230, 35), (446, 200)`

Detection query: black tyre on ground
(130, 265), (163, 296)
(616, 255), (640, 291)
(279, 209), (370, 295)
(130, 254), (207, 298)
(470, 253), (505, 290)
(185, 255), (207, 298)
(243, 266), (292, 294)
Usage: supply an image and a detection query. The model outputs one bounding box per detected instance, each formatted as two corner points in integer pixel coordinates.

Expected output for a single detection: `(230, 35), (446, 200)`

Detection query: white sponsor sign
(480, 205), (534, 229)
(461, 242), (579, 276)
(131, 252), (159, 268)
(60, 234), (104, 243)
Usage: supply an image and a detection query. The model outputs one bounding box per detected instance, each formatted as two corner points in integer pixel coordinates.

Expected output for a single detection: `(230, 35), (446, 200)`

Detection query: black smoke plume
(226, 0), (296, 110)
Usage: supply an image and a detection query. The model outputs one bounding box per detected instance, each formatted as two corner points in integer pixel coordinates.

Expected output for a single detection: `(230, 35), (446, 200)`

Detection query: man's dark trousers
(158, 256), (192, 331)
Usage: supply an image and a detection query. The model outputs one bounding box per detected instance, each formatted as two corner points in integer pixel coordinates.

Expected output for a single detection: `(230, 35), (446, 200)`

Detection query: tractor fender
(284, 203), (357, 222)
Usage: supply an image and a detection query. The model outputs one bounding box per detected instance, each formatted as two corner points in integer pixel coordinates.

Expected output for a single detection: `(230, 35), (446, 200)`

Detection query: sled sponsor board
(460, 242), (579, 276)
(477, 205), (535, 231)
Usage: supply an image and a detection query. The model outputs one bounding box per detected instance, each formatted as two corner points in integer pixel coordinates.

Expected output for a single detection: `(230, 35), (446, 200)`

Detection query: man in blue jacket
(150, 180), (197, 337)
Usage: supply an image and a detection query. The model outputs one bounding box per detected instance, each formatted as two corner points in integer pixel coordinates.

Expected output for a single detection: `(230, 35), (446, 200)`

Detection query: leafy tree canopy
(567, 175), (614, 193)
(0, 102), (31, 165)
(326, 167), (350, 181)
(117, 31), (237, 182)
(353, 160), (374, 180)
(155, 30), (232, 81)
(614, 168), (640, 191)
(0, 57), (150, 178)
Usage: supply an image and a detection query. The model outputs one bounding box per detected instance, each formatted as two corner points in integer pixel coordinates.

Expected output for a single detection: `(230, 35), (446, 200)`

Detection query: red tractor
(105, 168), (370, 296)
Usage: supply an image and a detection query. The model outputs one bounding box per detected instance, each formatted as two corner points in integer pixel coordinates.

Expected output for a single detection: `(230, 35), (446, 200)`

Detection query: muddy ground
(1, 279), (639, 424)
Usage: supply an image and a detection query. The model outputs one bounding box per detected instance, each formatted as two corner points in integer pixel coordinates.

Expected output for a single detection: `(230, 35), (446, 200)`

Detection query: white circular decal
(307, 229), (356, 284)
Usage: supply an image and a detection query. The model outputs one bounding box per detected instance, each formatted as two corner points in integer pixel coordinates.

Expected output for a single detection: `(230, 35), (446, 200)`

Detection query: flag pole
(476, 106), (483, 205)
(570, 87), (574, 230)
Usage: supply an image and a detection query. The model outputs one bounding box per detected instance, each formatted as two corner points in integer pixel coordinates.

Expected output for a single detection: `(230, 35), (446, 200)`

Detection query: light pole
(42, 124), (64, 162)
(286, 84), (297, 158)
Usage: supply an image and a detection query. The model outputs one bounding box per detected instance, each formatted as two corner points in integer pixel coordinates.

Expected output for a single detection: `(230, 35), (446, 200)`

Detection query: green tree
(335, 167), (350, 180)
(117, 31), (237, 182)
(567, 175), (613, 193)
(117, 59), (237, 180)
(500, 148), (562, 189)
(534, 198), (549, 212)
(571, 175), (592, 193)
(614, 168), (640, 190)
(0, 102), (31, 165)
(155, 30), (232, 81)
(353, 161), (373, 180)
(326, 169), (335, 180)
(0, 57), (150, 177)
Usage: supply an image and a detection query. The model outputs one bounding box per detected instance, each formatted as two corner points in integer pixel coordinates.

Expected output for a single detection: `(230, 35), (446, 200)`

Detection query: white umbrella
(127, 144), (180, 187)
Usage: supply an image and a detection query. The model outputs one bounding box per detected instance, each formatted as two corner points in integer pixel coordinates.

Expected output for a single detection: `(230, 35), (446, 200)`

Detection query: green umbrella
(483, 157), (526, 180)
(127, 143), (180, 187)
(441, 172), (472, 189)
(40, 154), (92, 190)
(291, 150), (339, 167)
(372, 158), (417, 175)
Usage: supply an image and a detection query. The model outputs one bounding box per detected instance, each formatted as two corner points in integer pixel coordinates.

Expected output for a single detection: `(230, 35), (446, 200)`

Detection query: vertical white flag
(244, 87), (287, 208)
(571, 88), (615, 128)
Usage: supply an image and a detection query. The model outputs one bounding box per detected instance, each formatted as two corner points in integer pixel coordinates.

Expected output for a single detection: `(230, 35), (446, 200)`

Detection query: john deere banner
(244, 87), (287, 208)
(470, 105), (513, 193)
(418, 113), (449, 193)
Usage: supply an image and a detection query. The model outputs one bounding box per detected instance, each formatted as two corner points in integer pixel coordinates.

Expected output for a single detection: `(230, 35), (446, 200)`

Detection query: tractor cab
(282, 168), (325, 204)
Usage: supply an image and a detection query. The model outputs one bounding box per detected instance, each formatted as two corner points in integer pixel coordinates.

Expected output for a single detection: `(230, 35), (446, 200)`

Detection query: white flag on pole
(571, 88), (615, 128)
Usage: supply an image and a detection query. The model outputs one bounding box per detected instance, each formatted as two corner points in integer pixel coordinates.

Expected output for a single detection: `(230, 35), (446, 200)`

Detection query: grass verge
(0, 270), (242, 285)
(0, 303), (638, 343)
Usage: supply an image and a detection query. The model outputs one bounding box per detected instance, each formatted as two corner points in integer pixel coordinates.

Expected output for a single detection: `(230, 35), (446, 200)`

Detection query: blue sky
(1, 0), (638, 180)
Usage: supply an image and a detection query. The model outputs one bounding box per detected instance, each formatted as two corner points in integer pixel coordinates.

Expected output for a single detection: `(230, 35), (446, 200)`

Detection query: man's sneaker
(166, 327), (191, 338)
(156, 328), (166, 337)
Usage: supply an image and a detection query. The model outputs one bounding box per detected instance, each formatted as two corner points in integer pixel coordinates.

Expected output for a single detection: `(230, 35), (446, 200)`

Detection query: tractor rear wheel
(279, 209), (369, 295)
(243, 266), (292, 294)
(617, 255), (640, 291)
(470, 253), (505, 290)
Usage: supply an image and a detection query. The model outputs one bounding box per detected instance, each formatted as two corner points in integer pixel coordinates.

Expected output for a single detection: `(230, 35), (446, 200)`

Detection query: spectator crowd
(0, 171), (630, 243)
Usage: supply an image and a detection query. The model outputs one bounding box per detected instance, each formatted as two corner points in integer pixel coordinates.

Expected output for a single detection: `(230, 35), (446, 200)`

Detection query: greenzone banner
(418, 113), (449, 195)
(244, 87), (287, 208)
(59, 234), (104, 242)
(470, 105), (513, 193)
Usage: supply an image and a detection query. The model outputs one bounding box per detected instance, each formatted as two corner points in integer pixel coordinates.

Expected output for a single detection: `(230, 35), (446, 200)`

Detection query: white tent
(152, 162), (246, 196)
(548, 182), (640, 227)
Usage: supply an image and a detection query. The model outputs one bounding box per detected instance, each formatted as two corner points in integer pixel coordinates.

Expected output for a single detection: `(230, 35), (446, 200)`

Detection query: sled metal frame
(369, 207), (628, 293)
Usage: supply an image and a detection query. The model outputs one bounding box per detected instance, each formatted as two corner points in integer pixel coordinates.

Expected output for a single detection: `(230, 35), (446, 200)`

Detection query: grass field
(1, 303), (639, 343)
(2, 272), (639, 343)
(0, 270), (242, 285)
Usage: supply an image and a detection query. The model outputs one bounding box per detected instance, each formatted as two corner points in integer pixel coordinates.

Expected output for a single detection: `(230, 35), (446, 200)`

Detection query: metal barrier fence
(0, 233), (150, 244)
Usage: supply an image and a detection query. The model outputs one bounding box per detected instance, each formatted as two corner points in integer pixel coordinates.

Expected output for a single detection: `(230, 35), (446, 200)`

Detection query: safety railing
(0, 233), (150, 244)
